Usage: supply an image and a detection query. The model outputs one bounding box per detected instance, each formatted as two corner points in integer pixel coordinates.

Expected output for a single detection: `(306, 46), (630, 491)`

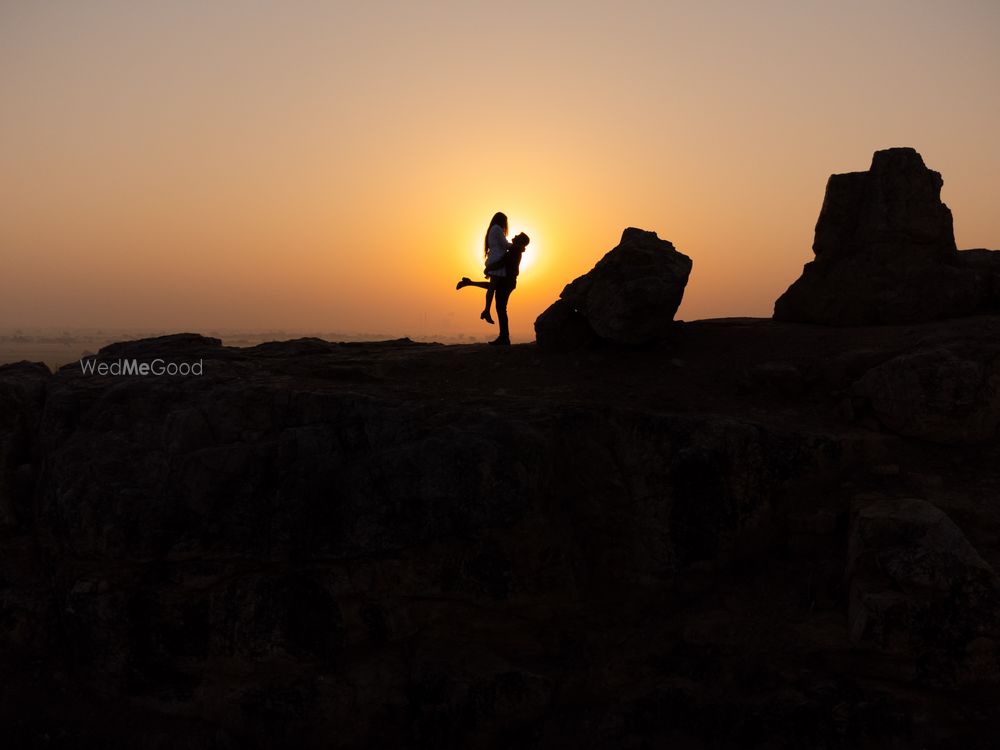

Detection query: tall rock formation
(774, 147), (999, 324)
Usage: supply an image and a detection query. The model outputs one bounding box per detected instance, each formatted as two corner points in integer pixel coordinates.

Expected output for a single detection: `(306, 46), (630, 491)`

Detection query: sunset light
(3, 3), (1000, 745)
(1, 1), (997, 344)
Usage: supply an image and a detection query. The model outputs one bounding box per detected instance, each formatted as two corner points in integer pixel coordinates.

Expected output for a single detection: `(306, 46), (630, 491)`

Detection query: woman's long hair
(484, 212), (508, 258)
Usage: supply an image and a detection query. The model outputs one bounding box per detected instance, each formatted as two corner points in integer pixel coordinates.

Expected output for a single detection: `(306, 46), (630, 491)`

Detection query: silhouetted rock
(847, 497), (1000, 685)
(535, 227), (692, 347)
(817, 148), (957, 262)
(959, 248), (1000, 310)
(774, 148), (999, 324)
(853, 347), (1000, 444)
(533, 299), (598, 350)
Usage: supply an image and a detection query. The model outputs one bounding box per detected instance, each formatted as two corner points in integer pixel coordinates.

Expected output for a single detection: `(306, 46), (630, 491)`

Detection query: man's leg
(491, 280), (513, 344)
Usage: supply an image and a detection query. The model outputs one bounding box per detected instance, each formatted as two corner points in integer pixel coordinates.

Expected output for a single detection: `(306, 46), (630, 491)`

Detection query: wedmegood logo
(79, 358), (204, 376)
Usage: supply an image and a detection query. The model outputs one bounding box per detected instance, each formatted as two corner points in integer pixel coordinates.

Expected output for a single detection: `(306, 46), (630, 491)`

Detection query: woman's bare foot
(480, 310), (495, 324)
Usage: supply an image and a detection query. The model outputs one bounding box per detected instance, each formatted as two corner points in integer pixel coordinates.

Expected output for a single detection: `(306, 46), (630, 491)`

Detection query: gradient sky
(2, 0), (998, 341)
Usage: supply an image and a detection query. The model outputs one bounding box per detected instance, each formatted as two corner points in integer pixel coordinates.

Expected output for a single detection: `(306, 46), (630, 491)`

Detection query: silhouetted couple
(455, 212), (529, 346)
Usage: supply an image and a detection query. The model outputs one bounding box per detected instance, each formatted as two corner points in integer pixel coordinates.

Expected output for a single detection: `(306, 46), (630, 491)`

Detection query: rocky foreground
(2, 321), (1000, 748)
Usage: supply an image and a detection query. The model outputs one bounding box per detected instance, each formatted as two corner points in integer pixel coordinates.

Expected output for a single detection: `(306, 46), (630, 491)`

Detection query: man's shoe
(488, 337), (510, 346)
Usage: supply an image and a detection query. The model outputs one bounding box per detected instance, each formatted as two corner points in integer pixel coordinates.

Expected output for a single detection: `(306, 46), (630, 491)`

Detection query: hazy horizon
(0, 325), (495, 370)
(3, 1), (998, 341)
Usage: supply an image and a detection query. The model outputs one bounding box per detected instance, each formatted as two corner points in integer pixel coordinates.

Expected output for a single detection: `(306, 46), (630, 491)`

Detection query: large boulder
(534, 299), (599, 351)
(846, 497), (1000, 685)
(774, 148), (999, 324)
(852, 348), (1000, 444)
(535, 227), (692, 347)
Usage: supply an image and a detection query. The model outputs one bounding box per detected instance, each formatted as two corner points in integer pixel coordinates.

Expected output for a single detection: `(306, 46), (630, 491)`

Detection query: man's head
(512, 232), (530, 247)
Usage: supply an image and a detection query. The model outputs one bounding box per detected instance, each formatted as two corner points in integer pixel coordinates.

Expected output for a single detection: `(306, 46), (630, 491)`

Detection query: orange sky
(2, 1), (998, 342)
